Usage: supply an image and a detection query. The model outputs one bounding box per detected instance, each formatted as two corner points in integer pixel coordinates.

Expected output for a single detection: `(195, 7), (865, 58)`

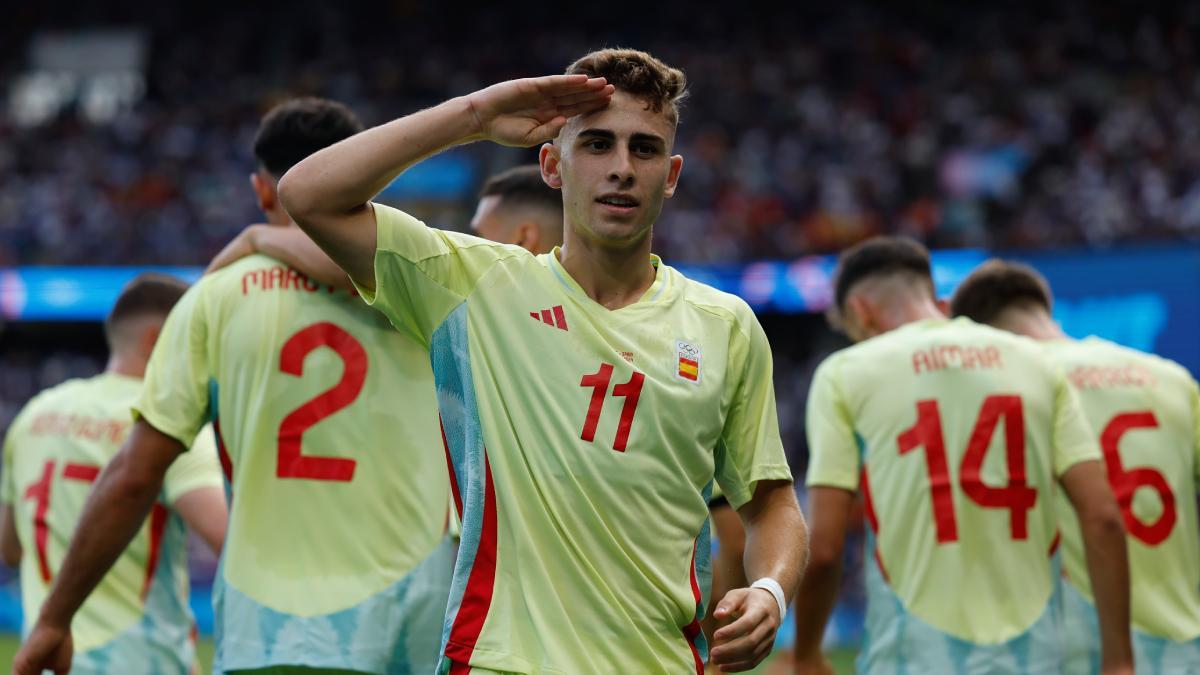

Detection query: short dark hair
(833, 237), (933, 311)
(479, 165), (562, 214)
(253, 98), (364, 179)
(950, 259), (1053, 325)
(105, 273), (190, 346)
(566, 48), (688, 124)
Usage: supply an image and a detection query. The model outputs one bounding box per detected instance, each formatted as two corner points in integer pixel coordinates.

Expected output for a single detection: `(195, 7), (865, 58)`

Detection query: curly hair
(566, 48), (688, 123)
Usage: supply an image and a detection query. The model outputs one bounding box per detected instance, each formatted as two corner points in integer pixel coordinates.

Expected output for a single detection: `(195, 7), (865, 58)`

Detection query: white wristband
(750, 577), (787, 620)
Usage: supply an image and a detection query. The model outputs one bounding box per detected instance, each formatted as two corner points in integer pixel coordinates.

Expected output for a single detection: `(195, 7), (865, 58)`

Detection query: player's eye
(584, 139), (610, 151)
(633, 143), (658, 156)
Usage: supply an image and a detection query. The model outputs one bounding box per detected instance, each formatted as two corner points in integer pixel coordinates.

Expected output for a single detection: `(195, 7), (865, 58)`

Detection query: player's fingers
(527, 117), (568, 144)
(551, 85), (616, 106)
(713, 604), (761, 642)
(715, 630), (775, 671)
(713, 587), (749, 619)
(532, 74), (607, 95)
(711, 616), (773, 663)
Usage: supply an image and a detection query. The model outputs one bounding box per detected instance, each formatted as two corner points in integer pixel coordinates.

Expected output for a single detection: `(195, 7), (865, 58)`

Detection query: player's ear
(663, 155), (684, 199)
(540, 143), (563, 189)
(141, 321), (164, 357)
(936, 297), (951, 316)
(250, 171), (275, 212)
(513, 221), (540, 254)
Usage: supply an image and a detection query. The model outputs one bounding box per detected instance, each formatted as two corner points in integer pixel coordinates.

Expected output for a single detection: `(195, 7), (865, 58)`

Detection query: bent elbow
(806, 536), (844, 573)
(276, 170), (310, 220)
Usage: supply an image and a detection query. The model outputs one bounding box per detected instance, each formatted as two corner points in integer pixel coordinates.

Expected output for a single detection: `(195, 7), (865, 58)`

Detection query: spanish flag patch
(676, 340), (701, 383)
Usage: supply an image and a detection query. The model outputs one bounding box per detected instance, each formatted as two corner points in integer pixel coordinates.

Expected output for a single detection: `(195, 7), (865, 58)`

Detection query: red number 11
(580, 364), (645, 452)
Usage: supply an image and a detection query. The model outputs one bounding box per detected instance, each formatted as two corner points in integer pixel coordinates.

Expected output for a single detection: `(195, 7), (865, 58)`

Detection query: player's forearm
(1081, 511), (1133, 668)
(251, 225), (353, 289)
(791, 543), (842, 661)
(740, 480), (808, 603)
(37, 450), (163, 627)
(279, 97), (480, 220)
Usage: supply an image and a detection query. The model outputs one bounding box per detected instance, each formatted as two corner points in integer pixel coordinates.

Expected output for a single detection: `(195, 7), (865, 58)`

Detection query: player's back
(136, 253), (449, 672)
(807, 317), (1098, 672)
(1045, 337), (1200, 671)
(1, 373), (210, 674)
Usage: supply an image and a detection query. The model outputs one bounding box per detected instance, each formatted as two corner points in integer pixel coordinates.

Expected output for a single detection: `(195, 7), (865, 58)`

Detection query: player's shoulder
(1074, 337), (1196, 388)
(11, 375), (103, 420)
(671, 265), (760, 334)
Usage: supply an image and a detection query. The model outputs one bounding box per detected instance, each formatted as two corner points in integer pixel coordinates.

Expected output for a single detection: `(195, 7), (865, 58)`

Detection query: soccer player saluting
(276, 49), (808, 673)
(2, 273), (226, 674)
(791, 238), (1132, 675)
(15, 98), (452, 675)
(951, 260), (1200, 673)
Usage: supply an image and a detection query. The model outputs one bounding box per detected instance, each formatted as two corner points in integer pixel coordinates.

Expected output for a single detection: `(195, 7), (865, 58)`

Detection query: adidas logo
(529, 305), (569, 331)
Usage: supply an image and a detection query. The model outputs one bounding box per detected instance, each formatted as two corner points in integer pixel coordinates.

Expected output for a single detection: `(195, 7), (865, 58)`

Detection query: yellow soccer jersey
(134, 254), (448, 673)
(1, 372), (222, 671)
(1045, 337), (1200, 642)
(805, 318), (1099, 670)
(359, 204), (791, 674)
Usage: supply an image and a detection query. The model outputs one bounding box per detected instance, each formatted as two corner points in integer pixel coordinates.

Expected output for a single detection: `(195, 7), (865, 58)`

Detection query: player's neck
(995, 309), (1066, 342)
(557, 235), (657, 311)
(106, 353), (146, 379)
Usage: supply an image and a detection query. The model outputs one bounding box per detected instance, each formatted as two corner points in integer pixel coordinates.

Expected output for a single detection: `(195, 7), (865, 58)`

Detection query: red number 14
(897, 395), (1037, 543)
(580, 364), (645, 452)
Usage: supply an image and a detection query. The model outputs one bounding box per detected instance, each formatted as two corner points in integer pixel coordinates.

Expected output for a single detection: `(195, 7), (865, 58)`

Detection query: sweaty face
(553, 91), (682, 249)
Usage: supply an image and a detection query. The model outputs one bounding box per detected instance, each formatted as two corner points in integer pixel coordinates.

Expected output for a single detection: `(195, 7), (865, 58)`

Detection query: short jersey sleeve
(1051, 369), (1101, 476)
(354, 203), (518, 346)
(804, 354), (861, 491)
(134, 281), (212, 449)
(1191, 378), (1200, 485)
(162, 423), (225, 504)
(712, 306), (791, 510)
(0, 409), (24, 505)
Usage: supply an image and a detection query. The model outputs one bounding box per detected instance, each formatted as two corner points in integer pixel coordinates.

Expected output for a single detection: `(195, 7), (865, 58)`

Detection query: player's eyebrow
(577, 129), (667, 147)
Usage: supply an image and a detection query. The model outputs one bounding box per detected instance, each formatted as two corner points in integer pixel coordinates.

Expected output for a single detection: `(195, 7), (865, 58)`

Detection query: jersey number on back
(897, 395), (1038, 543)
(1101, 412), (1176, 546)
(277, 322), (367, 482)
(23, 461), (167, 598)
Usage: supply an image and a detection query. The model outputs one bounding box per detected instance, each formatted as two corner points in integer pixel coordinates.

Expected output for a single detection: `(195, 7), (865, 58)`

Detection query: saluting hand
(464, 74), (614, 147)
(709, 586), (782, 672)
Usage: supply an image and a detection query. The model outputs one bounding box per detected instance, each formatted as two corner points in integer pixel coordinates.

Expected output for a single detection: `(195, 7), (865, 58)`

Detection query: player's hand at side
(12, 619), (73, 675)
(709, 587), (781, 671)
(464, 75), (614, 147)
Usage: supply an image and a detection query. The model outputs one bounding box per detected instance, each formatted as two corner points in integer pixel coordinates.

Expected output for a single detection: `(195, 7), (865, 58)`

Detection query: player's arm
(702, 499), (747, 648)
(710, 479), (807, 671)
(277, 75), (613, 292)
(0, 505), (20, 566)
(791, 357), (857, 675)
(171, 487), (226, 555)
(1061, 460), (1131, 673)
(791, 487), (852, 675)
(13, 420), (185, 675)
(1052, 374), (1132, 674)
(709, 314), (808, 672)
(206, 224), (352, 290)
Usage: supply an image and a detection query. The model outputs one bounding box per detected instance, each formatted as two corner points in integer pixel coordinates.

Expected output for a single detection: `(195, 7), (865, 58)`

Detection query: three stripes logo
(530, 305), (569, 331)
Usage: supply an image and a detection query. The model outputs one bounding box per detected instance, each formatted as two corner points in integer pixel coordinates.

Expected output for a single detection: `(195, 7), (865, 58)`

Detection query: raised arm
(278, 75), (613, 292)
(13, 421), (185, 675)
(710, 479), (808, 672)
(206, 224), (353, 290)
(1060, 460), (1132, 675)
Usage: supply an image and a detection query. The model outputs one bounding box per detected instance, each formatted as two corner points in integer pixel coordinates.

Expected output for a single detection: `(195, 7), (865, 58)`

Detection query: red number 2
(1101, 412), (1176, 546)
(579, 364), (645, 452)
(897, 395), (1036, 543)
(277, 322), (368, 481)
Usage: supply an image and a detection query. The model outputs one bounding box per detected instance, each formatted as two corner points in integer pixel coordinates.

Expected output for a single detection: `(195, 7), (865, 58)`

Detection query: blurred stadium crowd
(3, 1), (1200, 268)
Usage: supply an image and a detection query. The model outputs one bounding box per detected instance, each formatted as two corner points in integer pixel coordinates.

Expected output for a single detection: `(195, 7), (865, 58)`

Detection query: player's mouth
(595, 193), (640, 216)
